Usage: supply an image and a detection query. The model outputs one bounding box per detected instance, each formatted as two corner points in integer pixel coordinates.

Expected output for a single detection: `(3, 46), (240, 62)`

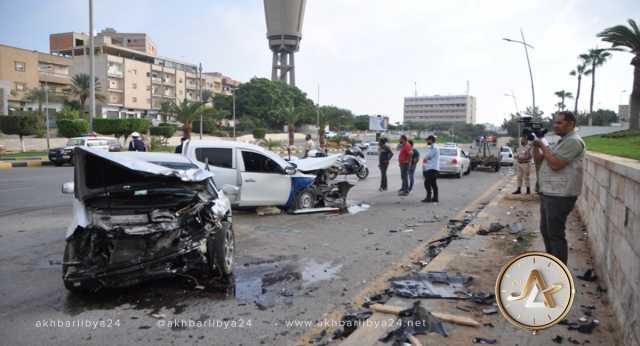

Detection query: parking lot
(0, 156), (508, 345)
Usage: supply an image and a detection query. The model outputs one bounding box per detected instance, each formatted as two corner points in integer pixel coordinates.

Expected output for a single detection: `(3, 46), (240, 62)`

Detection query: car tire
(294, 188), (316, 210)
(464, 165), (471, 175)
(356, 167), (369, 180)
(207, 221), (234, 277)
(62, 241), (100, 293)
(456, 170), (462, 179)
(494, 164), (501, 172)
(53, 161), (63, 167)
(327, 168), (338, 180)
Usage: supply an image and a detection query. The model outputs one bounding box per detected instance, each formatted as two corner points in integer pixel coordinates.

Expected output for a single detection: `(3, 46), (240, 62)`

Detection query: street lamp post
(503, 29), (536, 117)
(44, 81), (50, 150)
(232, 90), (236, 140)
(198, 63), (203, 140)
(505, 91), (520, 147)
(88, 0), (95, 131)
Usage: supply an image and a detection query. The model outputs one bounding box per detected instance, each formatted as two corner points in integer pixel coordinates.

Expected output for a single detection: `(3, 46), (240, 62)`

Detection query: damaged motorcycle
(61, 148), (234, 293)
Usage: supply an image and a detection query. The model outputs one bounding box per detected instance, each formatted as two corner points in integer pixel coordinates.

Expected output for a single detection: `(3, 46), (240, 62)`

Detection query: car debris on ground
(577, 268), (598, 282)
(389, 272), (473, 299)
(378, 301), (448, 345)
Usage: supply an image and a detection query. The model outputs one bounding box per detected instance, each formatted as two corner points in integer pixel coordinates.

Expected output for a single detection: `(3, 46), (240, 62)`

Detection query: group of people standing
(377, 134), (440, 203)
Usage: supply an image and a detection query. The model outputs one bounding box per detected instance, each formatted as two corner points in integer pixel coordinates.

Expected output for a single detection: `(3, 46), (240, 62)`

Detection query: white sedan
(438, 145), (471, 178)
(500, 146), (515, 166)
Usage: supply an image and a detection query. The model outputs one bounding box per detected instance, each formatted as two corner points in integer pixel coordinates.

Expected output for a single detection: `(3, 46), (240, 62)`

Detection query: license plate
(63, 155), (70, 159)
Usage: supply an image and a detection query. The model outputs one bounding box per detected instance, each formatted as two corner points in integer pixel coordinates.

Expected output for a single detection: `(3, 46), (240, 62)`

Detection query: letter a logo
(507, 269), (562, 308)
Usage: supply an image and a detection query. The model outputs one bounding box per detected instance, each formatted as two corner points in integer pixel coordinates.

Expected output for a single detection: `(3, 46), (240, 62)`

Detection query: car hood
(289, 154), (342, 172)
(74, 147), (213, 201)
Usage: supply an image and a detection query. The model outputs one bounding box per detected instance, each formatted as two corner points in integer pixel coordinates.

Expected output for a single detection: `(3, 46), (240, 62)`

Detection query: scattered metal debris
(256, 206), (281, 216)
(577, 269), (598, 282)
(332, 309), (373, 339)
(552, 335), (564, 344)
(389, 272), (473, 299)
(347, 203), (370, 215)
(379, 301), (448, 345)
(472, 336), (497, 344)
(362, 289), (393, 308)
(469, 292), (496, 305)
(509, 223), (525, 234)
(482, 307), (498, 315)
(477, 222), (505, 235)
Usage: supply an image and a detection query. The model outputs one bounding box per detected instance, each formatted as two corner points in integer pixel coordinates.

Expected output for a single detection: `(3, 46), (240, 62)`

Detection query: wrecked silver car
(61, 147), (234, 293)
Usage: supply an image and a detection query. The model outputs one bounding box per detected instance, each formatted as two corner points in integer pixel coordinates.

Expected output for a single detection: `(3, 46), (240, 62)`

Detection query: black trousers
(539, 194), (577, 264)
(423, 169), (439, 200)
(379, 162), (389, 190)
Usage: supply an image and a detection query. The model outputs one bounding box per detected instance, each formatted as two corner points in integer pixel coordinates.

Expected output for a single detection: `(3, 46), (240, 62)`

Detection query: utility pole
(198, 63), (203, 140)
(232, 90), (236, 140)
(44, 81), (50, 150)
(316, 84), (320, 128)
(89, 0), (95, 131)
(503, 29), (536, 118)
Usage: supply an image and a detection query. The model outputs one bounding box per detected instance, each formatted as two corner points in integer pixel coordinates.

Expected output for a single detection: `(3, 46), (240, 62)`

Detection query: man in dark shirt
(408, 140), (420, 192)
(175, 137), (187, 154)
(128, 132), (146, 152)
(378, 138), (393, 191)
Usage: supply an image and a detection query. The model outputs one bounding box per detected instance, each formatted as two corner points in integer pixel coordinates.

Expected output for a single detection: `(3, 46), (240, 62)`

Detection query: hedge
(192, 118), (216, 134)
(150, 125), (177, 142)
(57, 119), (89, 138)
(253, 128), (266, 140)
(94, 118), (151, 138)
(0, 114), (39, 137)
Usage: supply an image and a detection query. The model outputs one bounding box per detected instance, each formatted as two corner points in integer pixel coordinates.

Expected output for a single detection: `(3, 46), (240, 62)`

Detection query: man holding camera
(532, 111), (585, 264)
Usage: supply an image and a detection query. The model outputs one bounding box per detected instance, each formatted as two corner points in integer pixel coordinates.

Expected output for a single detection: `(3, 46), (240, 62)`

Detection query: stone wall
(577, 152), (640, 346)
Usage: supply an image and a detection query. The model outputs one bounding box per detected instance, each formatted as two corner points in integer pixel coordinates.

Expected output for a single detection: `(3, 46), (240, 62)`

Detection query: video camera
(519, 116), (548, 141)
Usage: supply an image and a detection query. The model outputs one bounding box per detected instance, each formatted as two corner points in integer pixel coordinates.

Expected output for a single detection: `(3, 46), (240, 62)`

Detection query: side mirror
(61, 182), (74, 194)
(222, 184), (239, 196)
(284, 166), (297, 175)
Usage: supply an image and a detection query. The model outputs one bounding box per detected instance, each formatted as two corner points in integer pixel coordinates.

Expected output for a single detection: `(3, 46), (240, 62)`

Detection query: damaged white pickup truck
(61, 147), (234, 293)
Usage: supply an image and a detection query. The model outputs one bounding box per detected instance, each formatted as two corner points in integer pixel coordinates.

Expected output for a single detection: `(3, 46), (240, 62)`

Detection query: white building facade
(404, 95), (476, 124)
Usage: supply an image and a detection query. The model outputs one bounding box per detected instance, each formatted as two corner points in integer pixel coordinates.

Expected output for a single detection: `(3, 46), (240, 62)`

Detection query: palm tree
(554, 90), (574, 111)
(282, 103), (299, 146)
(569, 63), (590, 115)
(171, 99), (204, 139)
(580, 48), (612, 125)
(68, 73), (106, 118)
(597, 18), (640, 130)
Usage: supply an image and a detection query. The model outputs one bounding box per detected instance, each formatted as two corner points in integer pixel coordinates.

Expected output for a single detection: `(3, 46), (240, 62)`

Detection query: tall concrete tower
(263, 0), (306, 86)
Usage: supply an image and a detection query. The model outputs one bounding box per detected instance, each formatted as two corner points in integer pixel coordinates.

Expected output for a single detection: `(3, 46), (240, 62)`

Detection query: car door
(238, 150), (291, 206)
(460, 150), (470, 172)
(193, 147), (239, 191)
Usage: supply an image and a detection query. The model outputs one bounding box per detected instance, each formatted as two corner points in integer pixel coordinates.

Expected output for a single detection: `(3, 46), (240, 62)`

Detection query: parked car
(182, 140), (321, 210)
(49, 136), (117, 166)
(365, 141), (379, 156)
(438, 144), (471, 178)
(500, 146), (515, 166)
(61, 147), (233, 293)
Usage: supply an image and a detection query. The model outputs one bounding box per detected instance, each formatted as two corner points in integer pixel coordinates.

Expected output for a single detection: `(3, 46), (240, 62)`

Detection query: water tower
(263, 0), (306, 86)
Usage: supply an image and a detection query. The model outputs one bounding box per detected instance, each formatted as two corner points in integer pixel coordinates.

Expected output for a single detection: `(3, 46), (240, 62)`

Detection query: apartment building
(0, 44), (72, 113)
(50, 29), (239, 120)
(404, 94), (477, 124)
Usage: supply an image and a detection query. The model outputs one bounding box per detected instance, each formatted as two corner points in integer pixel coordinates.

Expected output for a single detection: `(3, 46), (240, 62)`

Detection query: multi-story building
(50, 29), (239, 120)
(0, 43), (72, 113)
(404, 95), (476, 124)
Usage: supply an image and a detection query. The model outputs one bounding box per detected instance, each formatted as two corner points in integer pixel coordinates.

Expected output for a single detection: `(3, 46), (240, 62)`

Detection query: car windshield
(501, 148), (511, 152)
(440, 148), (457, 156)
(67, 138), (84, 146)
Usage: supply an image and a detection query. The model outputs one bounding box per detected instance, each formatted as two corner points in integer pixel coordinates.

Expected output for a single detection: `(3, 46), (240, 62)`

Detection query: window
(15, 61), (25, 72)
(132, 83), (137, 89)
(14, 82), (25, 91)
(131, 69), (137, 75)
(132, 97), (137, 103)
(146, 85), (151, 91)
(242, 151), (282, 174)
(195, 148), (233, 168)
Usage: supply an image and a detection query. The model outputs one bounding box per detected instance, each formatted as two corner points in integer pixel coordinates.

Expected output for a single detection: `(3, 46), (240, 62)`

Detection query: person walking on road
(408, 140), (420, 192)
(513, 136), (533, 194)
(422, 135), (440, 203)
(398, 135), (412, 196)
(128, 132), (147, 152)
(532, 111), (585, 264)
(378, 137), (393, 192)
(175, 137), (187, 154)
(304, 134), (315, 158)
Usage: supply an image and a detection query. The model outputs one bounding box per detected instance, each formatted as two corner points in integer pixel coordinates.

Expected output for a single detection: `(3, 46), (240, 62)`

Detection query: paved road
(0, 158), (509, 346)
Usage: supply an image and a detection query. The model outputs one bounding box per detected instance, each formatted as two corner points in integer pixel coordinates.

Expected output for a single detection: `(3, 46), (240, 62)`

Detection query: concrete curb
(0, 160), (53, 169)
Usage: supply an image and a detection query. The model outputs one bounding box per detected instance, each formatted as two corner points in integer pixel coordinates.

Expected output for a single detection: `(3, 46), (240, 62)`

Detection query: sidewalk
(325, 175), (621, 346)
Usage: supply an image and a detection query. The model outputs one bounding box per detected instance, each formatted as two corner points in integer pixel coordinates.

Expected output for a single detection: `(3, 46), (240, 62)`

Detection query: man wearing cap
(128, 132), (147, 152)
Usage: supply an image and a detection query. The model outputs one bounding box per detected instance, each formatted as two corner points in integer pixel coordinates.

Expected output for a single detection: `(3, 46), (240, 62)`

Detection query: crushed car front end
(63, 148), (233, 293)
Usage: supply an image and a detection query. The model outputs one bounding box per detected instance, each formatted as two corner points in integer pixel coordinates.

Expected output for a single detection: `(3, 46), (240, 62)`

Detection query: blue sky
(1, 0), (639, 125)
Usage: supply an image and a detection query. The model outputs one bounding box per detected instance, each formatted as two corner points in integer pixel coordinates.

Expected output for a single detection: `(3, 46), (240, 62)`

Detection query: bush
(94, 118), (151, 139)
(57, 106), (80, 121)
(150, 125), (177, 139)
(57, 119), (89, 138)
(253, 128), (266, 140)
(0, 114), (40, 152)
(192, 118), (216, 134)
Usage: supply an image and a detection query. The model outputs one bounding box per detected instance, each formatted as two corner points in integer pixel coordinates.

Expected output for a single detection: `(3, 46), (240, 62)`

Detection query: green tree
(589, 109), (619, 126)
(57, 105), (80, 120)
(597, 18), (640, 130)
(68, 73), (106, 118)
(0, 114), (39, 152)
(353, 115), (369, 131)
(581, 48), (612, 124)
(171, 99), (204, 139)
(282, 103), (299, 146)
(406, 121), (429, 138)
(569, 63), (590, 115)
(554, 90), (574, 110)
(57, 119), (89, 138)
(150, 124), (177, 145)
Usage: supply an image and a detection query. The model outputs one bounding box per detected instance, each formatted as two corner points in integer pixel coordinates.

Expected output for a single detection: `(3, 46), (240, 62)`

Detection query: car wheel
(294, 188), (316, 210)
(456, 169), (462, 179)
(207, 221), (234, 277)
(356, 167), (369, 180)
(464, 164), (471, 175)
(62, 242), (100, 293)
(494, 164), (501, 172)
(327, 168), (338, 180)
(53, 161), (63, 167)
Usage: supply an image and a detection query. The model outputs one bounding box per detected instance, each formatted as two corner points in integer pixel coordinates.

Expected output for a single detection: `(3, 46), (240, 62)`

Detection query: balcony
(107, 92), (124, 105)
